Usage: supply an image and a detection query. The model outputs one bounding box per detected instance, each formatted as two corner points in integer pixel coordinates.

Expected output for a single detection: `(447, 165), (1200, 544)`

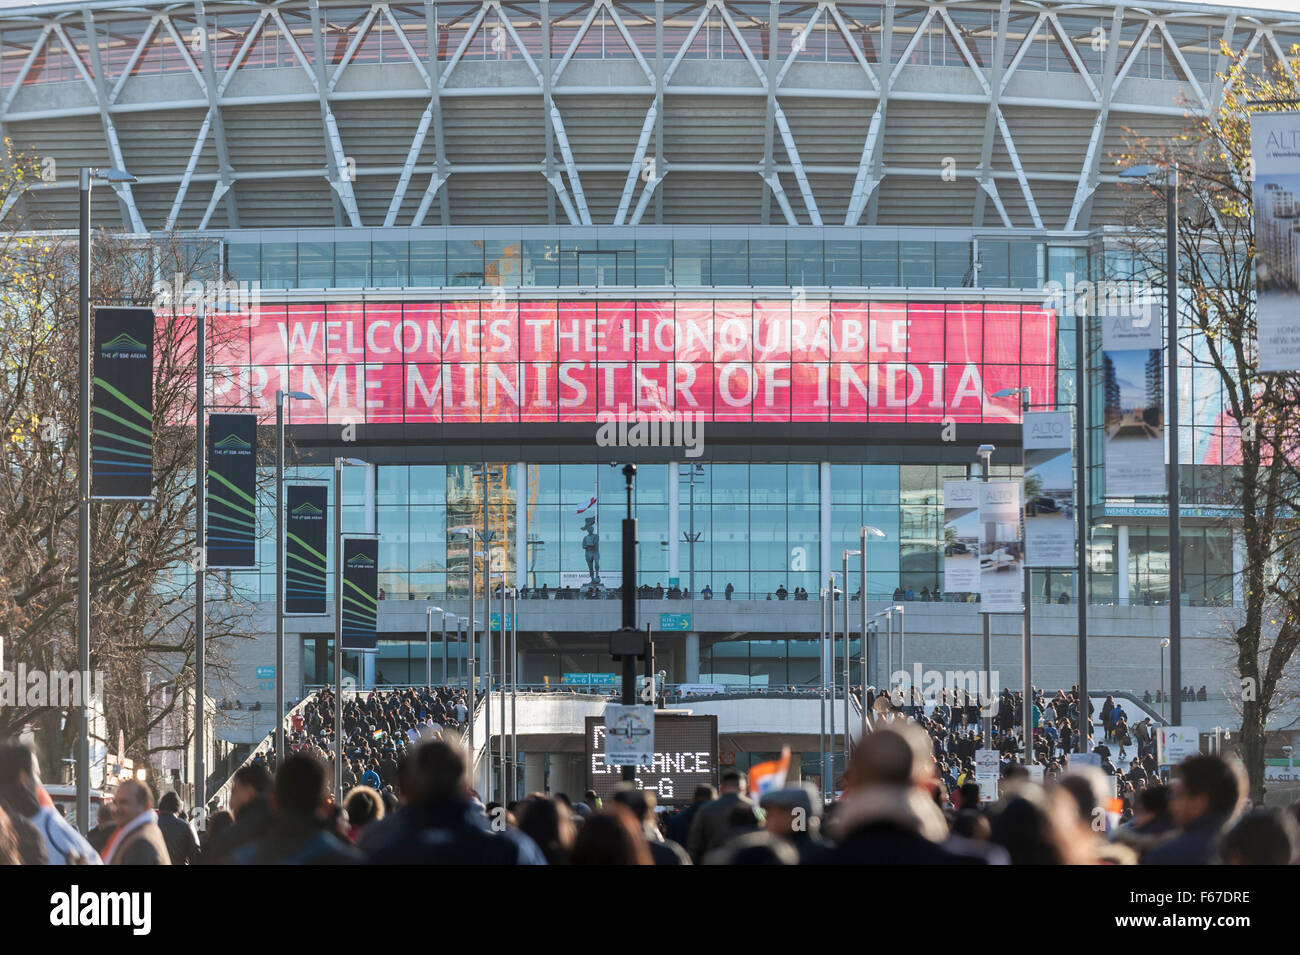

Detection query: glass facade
(209, 457), (1243, 614)
(222, 229), (1066, 292)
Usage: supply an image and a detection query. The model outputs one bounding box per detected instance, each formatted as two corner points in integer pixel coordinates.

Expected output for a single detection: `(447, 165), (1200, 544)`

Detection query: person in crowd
(821, 724), (1003, 865)
(232, 753), (360, 865)
(364, 740), (542, 864)
(1218, 807), (1300, 865)
(343, 786), (385, 843)
(102, 780), (169, 866)
(666, 785), (714, 846)
(203, 809), (235, 851)
(515, 796), (576, 865)
(610, 787), (690, 865)
(988, 784), (1090, 865)
(1142, 755), (1244, 865)
(201, 763), (274, 864)
(685, 770), (753, 863)
(0, 742), (78, 864)
(155, 792), (200, 865)
(571, 806), (654, 865)
(760, 784), (831, 865)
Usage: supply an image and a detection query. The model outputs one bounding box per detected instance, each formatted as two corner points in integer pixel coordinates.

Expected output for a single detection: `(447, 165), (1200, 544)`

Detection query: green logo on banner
(292, 501), (323, 515)
(346, 552), (375, 567)
(101, 332), (146, 353)
(214, 433), (252, 450)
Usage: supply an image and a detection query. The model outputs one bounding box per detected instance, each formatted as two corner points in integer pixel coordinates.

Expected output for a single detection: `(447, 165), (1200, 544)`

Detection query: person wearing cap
(760, 783), (831, 865)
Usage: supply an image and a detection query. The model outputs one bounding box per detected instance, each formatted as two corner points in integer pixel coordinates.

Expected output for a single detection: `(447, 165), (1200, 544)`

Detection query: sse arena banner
(92, 308), (154, 499)
(286, 485), (328, 615)
(586, 713), (718, 808)
(341, 537), (378, 650)
(203, 301), (1056, 425)
(206, 413), (257, 569)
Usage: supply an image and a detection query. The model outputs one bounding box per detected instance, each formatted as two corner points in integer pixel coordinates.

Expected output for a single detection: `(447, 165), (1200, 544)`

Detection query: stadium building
(2, 0), (1292, 786)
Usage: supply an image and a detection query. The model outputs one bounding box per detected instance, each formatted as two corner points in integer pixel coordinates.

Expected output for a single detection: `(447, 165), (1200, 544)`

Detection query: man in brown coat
(103, 780), (170, 865)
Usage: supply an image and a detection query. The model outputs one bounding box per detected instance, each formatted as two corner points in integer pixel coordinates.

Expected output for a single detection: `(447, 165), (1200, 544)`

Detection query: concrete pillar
(523, 752), (545, 795)
(1116, 525), (1130, 605)
(668, 460), (680, 587)
(362, 652), (376, 689)
(819, 462), (831, 587)
(549, 754), (580, 799)
(685, 633), (700, 682)
(515, 463), (527, 590)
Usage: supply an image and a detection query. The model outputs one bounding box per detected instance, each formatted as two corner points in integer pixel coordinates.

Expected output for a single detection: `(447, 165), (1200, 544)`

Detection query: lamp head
(1118, 164), (1163, 180)
(94, 167), (137, 183)
(861, 525), (886, 539)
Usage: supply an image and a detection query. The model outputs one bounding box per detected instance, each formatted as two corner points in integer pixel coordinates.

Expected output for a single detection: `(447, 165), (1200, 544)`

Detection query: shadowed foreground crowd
(0, 718), (1296, 865)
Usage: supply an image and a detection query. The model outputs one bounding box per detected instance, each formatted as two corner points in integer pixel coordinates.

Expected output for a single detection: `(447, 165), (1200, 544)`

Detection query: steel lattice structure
(0, 0), (1296, 232)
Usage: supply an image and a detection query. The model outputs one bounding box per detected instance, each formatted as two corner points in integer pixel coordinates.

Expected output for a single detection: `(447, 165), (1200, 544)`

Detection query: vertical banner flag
(286, 485), (328, 615)
(206, 413), (257, 568)
(91, 307), (154, 499)
(341, 537), (378, 650)
(1023, 411), (1075, 568)
(1250, 112), (1300, 372)
(979, 481), (1023, 613)
(1101, 306), (1165, 496)
(943, 480), (980, 593)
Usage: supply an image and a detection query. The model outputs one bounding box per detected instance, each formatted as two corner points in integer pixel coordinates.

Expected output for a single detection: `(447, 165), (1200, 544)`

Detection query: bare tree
(1117, 51), (1300, 801)
(0, 142), (260, 786)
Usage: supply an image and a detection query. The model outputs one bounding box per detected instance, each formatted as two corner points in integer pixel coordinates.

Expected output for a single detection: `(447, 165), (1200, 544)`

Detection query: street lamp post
(977, 443), (995, 746)
(424, 606), (447, 691)
(884, 607), (894, 697)
(77, 165), (136, 834)
(819, 586), (828, 803)
(842, 550), (857, 770)
(1160, 638), (1170, 722)
(680, 464), (704, 597)
(993, 387), (1036, 765)
(1120, 162), (1182, 726)
(274, 390), (313, 766)
(332, 456), (366, 797)
(863, 621), (876, 735)
(478, 528), (496, 800)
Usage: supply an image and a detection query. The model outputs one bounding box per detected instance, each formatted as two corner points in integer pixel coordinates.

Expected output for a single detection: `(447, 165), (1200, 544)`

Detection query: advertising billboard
(1250, 112), (1300, 372)
(1023, 410), (1075, 568)
(203, 300), (1056, 426)
(1102, 307), (1165, 497)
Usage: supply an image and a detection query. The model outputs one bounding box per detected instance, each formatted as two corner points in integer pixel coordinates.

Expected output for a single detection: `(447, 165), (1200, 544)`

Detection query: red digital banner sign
(196, 300), (1056, 426)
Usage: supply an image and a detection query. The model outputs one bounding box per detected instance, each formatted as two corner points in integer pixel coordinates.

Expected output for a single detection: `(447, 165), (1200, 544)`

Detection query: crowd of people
(0, 680), (1295, 866)
(1, 724), (1294, 866)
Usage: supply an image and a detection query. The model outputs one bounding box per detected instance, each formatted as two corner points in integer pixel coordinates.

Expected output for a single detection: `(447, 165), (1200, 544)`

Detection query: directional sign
(562, 673), (617, 685)
(973, 748), (1000, 803)
(1157, 725), (1200, 766)
(659, 613), (692, 632)
(602, 704), (655, 768)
